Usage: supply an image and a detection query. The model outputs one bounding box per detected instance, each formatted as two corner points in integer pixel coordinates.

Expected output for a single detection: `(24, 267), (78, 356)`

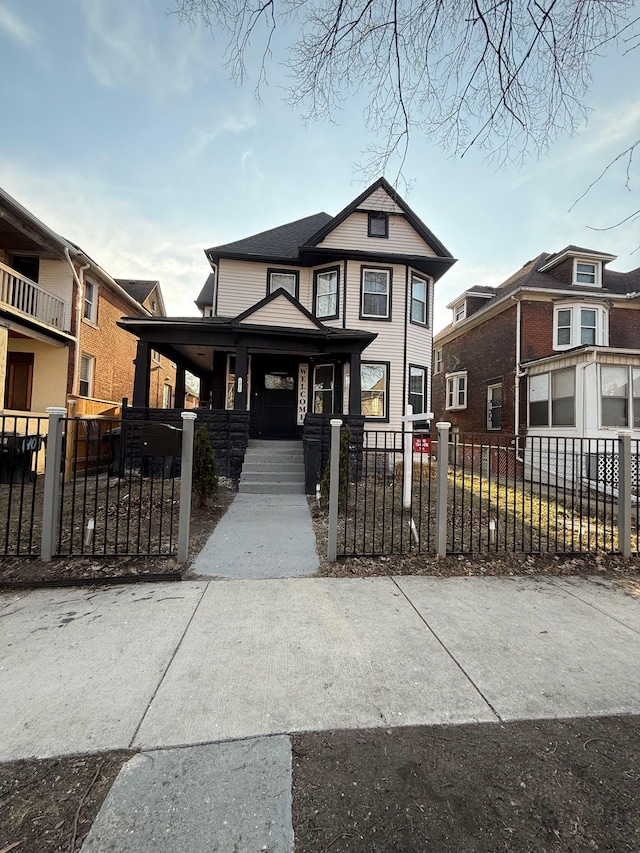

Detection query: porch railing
(0, 261), (67, 330)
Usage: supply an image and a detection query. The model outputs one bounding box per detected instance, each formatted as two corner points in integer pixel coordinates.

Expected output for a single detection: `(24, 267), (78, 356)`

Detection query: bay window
(314, 268), (339, 319)
(445, 371), (467, 410)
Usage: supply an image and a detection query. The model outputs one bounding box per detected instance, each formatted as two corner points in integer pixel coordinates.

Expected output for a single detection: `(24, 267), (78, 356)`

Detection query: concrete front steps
(239, 439), (305, 494)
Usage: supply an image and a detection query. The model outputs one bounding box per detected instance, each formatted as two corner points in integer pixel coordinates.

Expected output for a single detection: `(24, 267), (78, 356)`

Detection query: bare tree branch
(172, 0), (640, 210)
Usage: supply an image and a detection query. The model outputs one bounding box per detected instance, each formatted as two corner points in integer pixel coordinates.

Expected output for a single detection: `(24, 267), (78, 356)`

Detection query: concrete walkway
(2, 575), (640, 851)
(190, 493), (320, 578)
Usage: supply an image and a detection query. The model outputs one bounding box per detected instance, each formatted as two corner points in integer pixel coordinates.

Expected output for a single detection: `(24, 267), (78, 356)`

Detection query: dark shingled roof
(206, 213), (333, 261)
(116, 279), (158, 304)
(195, 273), (216, 309)
(437, 251), (640, 338)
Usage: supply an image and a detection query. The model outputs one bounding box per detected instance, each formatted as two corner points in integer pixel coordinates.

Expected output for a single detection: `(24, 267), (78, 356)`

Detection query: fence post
(618, 430), (632, 559)
(177, 411), (197, 564)
(403, 404), (413, 509)
(435, 421), (451, 557)
(40, 407), (67, 562)
(327, 418), (343, 562)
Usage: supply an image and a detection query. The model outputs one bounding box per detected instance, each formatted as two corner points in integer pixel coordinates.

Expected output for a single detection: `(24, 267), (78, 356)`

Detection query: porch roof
(118, 315), (377, 375)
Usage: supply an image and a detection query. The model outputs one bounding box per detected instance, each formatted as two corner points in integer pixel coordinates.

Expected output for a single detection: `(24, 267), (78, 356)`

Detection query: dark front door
(261, 371), (296, 438)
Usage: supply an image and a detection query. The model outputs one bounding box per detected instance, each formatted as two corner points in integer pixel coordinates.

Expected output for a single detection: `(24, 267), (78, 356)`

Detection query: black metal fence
(336, 429), (639, 558)
(56, 417), (182, 557)
(339, 430), (435, 556)
(1, 415), (47, 555)
(1, 415), (185, 559)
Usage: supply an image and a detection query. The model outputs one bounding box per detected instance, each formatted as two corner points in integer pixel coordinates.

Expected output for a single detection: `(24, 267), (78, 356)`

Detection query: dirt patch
(0, 483), (236, 587)
(308, 498), (640, 580)
(5, 716), (639, 852)
(0, 750), (133, 853)
(292, 716), (640, 852)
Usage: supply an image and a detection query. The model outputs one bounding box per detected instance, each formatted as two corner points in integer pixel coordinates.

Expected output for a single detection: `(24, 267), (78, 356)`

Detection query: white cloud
(0, 3), (36, 45)
(187, 114), (258, 159)
(0, 162), (209, 316)
(78, 0), (216, 96)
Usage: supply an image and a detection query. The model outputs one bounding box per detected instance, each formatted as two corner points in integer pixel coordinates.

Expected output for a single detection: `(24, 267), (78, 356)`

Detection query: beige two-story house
(121, 178), (455, 438)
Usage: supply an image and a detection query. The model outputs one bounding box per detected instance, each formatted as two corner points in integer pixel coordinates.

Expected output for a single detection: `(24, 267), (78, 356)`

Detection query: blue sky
(0, 0), (638, 332)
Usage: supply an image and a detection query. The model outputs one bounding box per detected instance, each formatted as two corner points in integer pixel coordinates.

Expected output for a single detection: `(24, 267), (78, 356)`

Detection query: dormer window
(368, 212), (389, 238)
(573, 259), (601, 287)
(454, 301), (466, 323)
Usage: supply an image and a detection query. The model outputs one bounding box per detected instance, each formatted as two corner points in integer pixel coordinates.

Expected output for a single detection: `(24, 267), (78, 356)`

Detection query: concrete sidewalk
(2, 575), (640, 850)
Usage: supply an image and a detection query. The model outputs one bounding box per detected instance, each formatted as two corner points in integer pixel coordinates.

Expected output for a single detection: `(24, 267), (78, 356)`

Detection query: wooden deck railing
(0, 261), (67, 330)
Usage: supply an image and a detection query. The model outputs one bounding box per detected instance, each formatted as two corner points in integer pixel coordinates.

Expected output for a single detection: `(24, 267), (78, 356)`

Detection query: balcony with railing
(0, 261), (67, 331)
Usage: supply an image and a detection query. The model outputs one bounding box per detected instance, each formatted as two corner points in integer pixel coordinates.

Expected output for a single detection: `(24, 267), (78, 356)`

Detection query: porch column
(174, 366), (186, 409)
(349, 352), (361, 415)
(0, 320), (8, 405)
(132, 340), (151, 407)
(234, 346), (248, 411)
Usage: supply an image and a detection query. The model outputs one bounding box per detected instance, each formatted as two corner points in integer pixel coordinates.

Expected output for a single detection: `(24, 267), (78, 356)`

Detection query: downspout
(513, 296), (521, 434)
(65, 248), (90, 396)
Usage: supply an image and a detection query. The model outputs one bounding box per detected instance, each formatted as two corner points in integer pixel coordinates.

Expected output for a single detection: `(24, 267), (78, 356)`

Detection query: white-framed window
(601, 365), (640, 428)
(361, 268), (391, 319)
(410, 275), (428, 325)
(487, 383), (503, 430)
(79, 354), (95, 398)
(434, 348), (443, 374)
(368, 212), (389, 238)
(528, 368), (575, 427)
(83, 280), (97, 322)
(409, 365), (427, 414)
(225, 354), (251, 410)
(313, 364), (335, 414)
(553, 303), (607, 350)
(361, 362), (388, 419)
(268, 269), (299, 299)
(445, 371), (467, 410)
(314, 268), (339, 319)
(151, 348), (161, 363)
(573, 259), (601, 287)
(453, 301), (466, 323)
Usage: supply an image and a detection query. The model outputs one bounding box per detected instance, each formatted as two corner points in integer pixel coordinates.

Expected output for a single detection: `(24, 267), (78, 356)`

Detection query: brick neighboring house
(120, 177), (456, 436)
(432, 245), (640, 440)
(0, 187), (172, 416)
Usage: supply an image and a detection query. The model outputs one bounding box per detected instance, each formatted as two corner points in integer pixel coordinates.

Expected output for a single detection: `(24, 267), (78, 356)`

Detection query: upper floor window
(528, 368), (575, 427)
(453, 301), (466, 323)
(410, 275), (428, 326)
(368, 212), (388, 238)
(314, 267), (339, 320)
(601, 365), (640, 429)
(313, 364), (335, 414)
(268, 269), (299, 299)
(446, 371), (467, 410)
(409, 365), (427, 414)
(83, 280), (97, 323)
(553, 303), (607, 350)
(361, 362), (388, 419)
(361, 267), (391, 319)
(573, 259), (601, 287)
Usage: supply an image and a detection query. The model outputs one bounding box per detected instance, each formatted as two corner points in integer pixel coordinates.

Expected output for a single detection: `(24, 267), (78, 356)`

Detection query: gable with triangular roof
(306, 177), (451, 259)
(235, 289), (325, 331)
